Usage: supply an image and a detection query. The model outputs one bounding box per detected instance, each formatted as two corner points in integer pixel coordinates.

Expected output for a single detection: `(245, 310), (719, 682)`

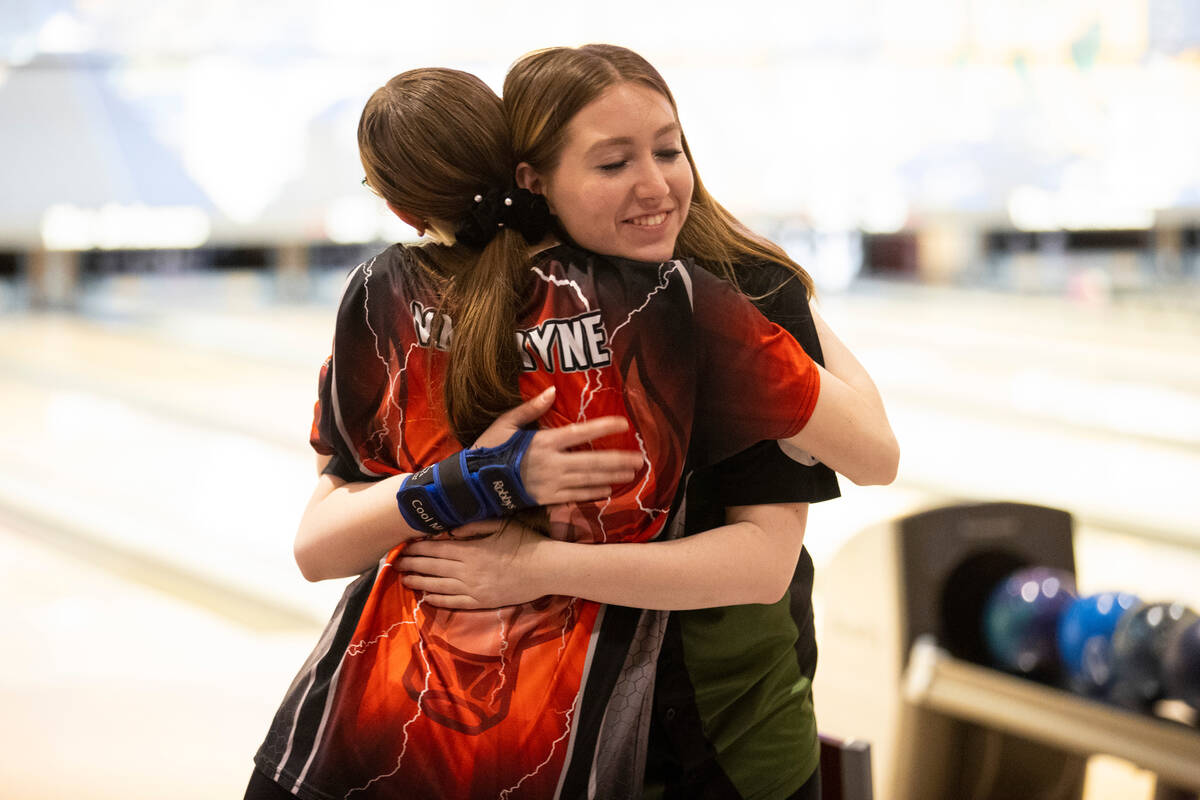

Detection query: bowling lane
(816, 282), (1200, 549)
(0, 517), (321, 800)
(0, 309), (348, 625)
(0, 308), (326, 448)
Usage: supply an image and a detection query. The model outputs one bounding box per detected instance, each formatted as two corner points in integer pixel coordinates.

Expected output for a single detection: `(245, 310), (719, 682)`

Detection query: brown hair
(503, 44), (814, 297)
(359, 68), (528, 444)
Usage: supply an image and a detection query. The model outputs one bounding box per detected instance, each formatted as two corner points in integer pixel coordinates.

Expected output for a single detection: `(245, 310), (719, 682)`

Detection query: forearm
(295, 403), (641, 582)
(530, 521), (797, 610)
(813, 306), (890, 421)
(295, 469), (424, 581)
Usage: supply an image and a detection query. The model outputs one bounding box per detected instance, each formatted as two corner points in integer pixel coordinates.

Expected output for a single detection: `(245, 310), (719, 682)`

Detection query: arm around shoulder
(786, 308), (899, 486)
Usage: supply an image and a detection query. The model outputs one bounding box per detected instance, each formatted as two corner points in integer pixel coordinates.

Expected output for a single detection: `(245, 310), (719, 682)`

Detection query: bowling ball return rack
(816, 501), (1200, 800)
(902, 635), (1199, 799)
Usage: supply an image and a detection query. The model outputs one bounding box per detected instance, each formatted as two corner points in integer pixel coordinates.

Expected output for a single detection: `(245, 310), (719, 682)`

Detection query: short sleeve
(307, 260), (394, 484)
(687, 266), (821, 468)
(309, 353), (367, 484)
(690, 262), (841, 511)
(309, 354), (336, 463)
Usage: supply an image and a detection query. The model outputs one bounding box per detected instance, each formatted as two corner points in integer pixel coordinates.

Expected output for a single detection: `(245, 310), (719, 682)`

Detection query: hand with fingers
(399, 519), (549, 609)
(476, 386), (645, 506)
(395, 386), (644, 536)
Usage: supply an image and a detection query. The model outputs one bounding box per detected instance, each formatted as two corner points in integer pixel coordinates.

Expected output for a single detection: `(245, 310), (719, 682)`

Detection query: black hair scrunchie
(455, 187), (552, 248)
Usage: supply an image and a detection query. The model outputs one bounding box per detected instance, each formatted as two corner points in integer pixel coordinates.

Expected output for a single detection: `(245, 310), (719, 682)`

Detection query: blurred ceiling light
(7, 33), (37, 66)
(41, 204), (210, 250)
(860, 185), (910, 234)
(1009, 183), (1154, 231)
(37, 11), (93, 54)
(1057, 201), (1154, 231)
(1008, 185), (1057, 231)
(40, 204), (95, 250)
(324, 195), (379, 244)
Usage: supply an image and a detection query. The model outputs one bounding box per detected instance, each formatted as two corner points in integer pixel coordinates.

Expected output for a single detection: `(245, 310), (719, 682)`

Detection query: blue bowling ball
(983, 566), (1077, 679)
(1056, 591), (1140, 696)
(1108, 602), (1200, 711)
(1163, 616), (1200, 712)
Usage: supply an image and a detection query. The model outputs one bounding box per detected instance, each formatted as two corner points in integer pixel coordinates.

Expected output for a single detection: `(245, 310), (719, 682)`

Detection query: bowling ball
(983, 566), (1077, 680)
(1108, 602), (1200, 712)
(1056, 591), (1140, 696)
(1162, 617), (1200, 712)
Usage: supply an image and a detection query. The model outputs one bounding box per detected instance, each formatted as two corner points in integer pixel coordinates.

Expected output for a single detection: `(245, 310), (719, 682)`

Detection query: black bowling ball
(1107, 602), (1199, 712)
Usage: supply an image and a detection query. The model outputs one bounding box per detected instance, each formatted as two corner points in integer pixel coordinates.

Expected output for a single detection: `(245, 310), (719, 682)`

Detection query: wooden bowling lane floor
(0, 299), (344, 798)
(0, 517), (323, 799)
(0, 308), (326, 449)
(0, 309), (352, 624)
(817, 282), (1200, 551)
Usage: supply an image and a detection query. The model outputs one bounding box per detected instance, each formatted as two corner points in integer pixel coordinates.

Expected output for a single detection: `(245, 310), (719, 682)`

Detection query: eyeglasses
(361, 177), (381, 197)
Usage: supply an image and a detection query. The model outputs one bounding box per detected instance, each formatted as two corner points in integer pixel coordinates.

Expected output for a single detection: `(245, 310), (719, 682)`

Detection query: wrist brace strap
(396, 428), (538, 534)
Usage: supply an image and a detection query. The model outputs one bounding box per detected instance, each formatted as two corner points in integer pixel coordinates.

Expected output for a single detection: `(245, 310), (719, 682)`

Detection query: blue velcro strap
(396, 427), (538, 534)
(465, 428), (538, 515)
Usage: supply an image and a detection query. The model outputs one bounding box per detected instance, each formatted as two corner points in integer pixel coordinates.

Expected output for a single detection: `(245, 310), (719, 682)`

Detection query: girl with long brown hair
(247, 60), (895, 800)
(399, 45), (896, 800)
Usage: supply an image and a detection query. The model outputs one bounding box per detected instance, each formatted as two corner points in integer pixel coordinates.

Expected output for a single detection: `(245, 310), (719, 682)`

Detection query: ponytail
(441, 226), (531, 444)
(440, 186), (551, 444)
(358, 68), (550, 445)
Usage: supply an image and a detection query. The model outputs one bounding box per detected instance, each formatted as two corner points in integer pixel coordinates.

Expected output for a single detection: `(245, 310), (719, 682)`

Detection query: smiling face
(518, 82), (694, 263)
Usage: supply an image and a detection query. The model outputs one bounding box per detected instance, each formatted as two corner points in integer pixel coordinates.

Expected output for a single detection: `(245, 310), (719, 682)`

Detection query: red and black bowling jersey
(253, 242), (819, 800)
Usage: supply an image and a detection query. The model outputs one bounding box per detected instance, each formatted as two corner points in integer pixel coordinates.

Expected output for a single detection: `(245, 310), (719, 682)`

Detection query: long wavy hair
(503, 43), (814, 297)
(359, 68), (529, 444)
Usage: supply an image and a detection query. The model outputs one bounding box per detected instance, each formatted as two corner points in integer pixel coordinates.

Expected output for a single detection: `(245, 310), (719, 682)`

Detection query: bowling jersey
(252, 242), (821, 800)
(647, 261), (841, 800)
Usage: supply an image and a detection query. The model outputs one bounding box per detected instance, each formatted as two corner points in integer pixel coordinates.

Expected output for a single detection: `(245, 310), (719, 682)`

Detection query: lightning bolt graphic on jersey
(256, 243), (821, 800)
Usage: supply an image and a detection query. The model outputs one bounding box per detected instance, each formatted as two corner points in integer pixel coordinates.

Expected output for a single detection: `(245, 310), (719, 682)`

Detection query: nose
(632, 159), (669, 203)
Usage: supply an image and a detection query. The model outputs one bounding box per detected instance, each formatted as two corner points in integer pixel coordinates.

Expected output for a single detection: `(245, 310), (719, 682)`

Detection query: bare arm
(398, 502), (809, 610)
(785, 308), (899, 487)
(294, 388), (643, 581)
(294, 460), (421, 581)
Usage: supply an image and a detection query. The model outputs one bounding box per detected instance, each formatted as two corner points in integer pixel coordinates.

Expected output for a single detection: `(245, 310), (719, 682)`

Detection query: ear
(386, 202), (426, 236)
(515, 162), (554, 214)
(514, 162), (544, 195)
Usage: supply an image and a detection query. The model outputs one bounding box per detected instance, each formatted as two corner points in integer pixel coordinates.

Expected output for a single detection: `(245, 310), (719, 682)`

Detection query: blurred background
(1, 0), (1199, 797)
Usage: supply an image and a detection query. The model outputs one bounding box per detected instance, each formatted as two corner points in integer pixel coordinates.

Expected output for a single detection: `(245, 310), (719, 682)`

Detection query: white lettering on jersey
(523, 311), (611, 373)
(410, 301), (453, 352)
(524, 324), (559, 371)
(411, 303), (611, 373)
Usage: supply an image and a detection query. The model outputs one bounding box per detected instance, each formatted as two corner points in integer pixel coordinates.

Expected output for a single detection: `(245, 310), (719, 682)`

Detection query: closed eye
(655, 148), (684, 161)
(598, 160), (628, 172)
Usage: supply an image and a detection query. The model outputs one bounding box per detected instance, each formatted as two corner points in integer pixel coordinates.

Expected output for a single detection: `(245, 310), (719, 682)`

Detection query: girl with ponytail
(247, 61), (895, 800)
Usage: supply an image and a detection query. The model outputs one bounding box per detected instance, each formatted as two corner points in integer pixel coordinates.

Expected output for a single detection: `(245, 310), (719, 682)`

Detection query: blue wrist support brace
(396, 428), (538, 534)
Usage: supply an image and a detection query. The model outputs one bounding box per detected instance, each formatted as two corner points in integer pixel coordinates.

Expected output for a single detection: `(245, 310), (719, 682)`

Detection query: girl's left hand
(397, 520), (548, 609)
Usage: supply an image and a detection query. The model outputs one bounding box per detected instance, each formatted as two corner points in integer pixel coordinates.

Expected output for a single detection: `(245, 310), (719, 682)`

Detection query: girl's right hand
(476, 387), (644, 505)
